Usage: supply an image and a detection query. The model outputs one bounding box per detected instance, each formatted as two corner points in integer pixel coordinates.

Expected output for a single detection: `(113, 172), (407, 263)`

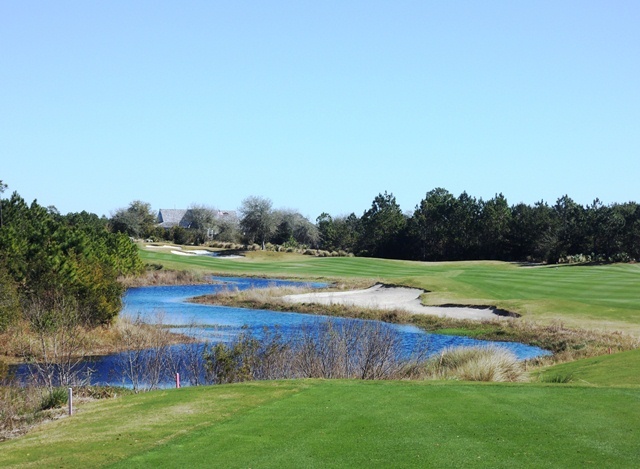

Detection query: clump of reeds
(425, 346), (527, 382)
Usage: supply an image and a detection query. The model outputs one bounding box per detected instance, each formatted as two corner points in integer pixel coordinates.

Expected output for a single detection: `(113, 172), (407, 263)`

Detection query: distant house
(157, 209), (237, 229)
(157, 209), (192, 229)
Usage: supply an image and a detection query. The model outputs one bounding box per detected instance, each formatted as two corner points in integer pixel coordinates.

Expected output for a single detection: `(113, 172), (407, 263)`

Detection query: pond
(15, 277), (551, 387)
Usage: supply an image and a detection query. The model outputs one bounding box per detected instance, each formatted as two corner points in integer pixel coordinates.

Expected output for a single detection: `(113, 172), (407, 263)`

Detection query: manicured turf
(539, 348), (640, 386)
(140, 248), (640, 333)
(1, 380), (638, 468)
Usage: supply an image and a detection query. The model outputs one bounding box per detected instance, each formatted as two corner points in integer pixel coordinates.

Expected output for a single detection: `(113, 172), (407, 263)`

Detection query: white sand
(167, 249), (242, 259)
(283, 284), (504, 320)
(171, 250), (196, 256)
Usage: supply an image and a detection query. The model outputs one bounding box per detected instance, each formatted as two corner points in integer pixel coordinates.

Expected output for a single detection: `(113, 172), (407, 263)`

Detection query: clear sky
(1, 1), (639, 219)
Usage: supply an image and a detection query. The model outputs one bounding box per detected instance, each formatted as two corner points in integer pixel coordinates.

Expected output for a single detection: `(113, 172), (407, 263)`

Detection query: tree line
(110, 189), (639, 264)
(318, 189), (640, 263)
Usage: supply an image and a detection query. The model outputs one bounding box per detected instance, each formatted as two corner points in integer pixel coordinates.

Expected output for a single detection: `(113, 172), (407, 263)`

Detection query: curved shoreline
(283, 284), (514, 320)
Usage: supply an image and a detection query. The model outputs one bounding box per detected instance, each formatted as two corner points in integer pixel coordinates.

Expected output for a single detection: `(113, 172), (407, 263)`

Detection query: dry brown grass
(119, 269), (211, 288)
(425, 346), (527, 382)
(0, 384), (52, 441)
(0, 317), (193, 366)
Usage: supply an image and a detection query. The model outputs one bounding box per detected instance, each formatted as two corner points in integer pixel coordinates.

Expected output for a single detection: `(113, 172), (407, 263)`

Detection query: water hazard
(14, 277), (551, 387)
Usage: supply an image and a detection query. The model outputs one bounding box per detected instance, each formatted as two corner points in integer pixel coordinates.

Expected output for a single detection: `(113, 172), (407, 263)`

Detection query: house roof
(157, 209), (190, 228)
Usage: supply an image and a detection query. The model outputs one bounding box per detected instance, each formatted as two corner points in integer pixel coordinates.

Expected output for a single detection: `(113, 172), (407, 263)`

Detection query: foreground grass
(139, 248), (640, 334)
(0, 380), (638, 468)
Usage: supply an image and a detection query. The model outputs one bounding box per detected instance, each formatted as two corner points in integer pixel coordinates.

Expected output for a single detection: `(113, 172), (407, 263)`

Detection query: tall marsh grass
(426, 346), (527, 382)
(119, 269), (210, 288)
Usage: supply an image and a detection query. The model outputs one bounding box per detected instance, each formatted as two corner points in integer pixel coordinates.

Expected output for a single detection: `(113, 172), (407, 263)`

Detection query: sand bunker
(171, 250), (196, 256)
(283, 284), (506, 320)
(168, 248), (242, 259)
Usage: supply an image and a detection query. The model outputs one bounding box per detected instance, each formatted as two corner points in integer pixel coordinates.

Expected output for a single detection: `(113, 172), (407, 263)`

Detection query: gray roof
(157, 209), (190, 228)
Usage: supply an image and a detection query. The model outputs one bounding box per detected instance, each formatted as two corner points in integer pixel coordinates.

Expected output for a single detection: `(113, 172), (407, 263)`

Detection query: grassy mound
(1, 380), (639, 468)
(538, 348), (640, 386)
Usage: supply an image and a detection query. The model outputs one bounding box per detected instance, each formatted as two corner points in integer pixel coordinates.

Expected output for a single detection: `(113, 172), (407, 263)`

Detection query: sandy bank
(283, 284), (506, 320)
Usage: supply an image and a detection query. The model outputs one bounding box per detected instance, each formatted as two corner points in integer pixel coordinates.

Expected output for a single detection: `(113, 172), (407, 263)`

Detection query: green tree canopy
(0, 190), (143, 325)
(239, 196), (275, 249)
(358, 192), (406, 258)
(109, 200), (156, 238)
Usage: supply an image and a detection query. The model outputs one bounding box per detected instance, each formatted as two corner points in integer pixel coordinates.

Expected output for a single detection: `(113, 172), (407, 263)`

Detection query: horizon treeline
(109, 188), (639, 265)
(320, 189), (640, 264)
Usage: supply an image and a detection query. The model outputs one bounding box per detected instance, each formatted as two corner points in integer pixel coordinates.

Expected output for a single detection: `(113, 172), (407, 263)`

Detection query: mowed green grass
(1, 380), (639, 468)
(539, 349), (640, 386)
(140, 248), (640, 333)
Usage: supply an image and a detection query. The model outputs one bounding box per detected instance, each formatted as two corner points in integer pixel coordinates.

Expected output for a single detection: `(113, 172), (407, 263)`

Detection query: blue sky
(1, 1), (639, 219)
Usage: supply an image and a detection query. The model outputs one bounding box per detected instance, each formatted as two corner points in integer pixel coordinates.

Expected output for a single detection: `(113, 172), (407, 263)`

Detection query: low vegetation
(425, 346), (526, 382)
(204, 320), (428, 383)
(118, 267), (213, 288)
(0, 314), (194, 438)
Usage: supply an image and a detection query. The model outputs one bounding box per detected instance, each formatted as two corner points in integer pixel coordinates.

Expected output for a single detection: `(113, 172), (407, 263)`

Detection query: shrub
(426, 346), (526, 382)
(40, 387), (68, 410)
(203, 320), (429, 383)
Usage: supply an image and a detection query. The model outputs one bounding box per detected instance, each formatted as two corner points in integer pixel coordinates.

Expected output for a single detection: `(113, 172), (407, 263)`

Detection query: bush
(40, 388), (68, 410)
(426, 346), (526, 382)
(203, 320), (429, 383)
